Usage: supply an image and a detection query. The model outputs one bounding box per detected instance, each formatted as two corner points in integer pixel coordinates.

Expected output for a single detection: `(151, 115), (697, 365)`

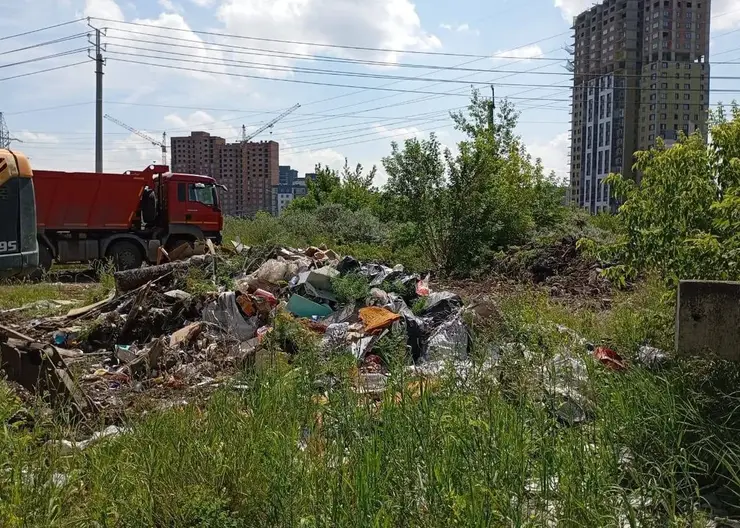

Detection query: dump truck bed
(34, 169), (152, 231)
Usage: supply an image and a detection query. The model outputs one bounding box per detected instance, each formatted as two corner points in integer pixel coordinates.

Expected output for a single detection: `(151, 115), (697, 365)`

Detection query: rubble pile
(0, 243), (474, 420)
(493, 235), (611, 298)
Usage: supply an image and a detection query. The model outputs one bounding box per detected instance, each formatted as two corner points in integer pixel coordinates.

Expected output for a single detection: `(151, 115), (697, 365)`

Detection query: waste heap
(0, 244), (473, 420)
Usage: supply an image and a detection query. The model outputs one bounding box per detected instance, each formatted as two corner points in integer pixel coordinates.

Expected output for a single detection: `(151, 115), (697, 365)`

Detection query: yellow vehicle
(0, 149), (38, 277)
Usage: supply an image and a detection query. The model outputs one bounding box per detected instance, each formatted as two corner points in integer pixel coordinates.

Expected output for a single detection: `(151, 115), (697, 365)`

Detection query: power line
(95, 17), (570, 60)
(0, 33), (88, 56)
(0, 60), (90, 82)
(104, 32), (572, 74)
(0, 19), (85, 42)
(0, 48), (88, 69)
(106, 55), (574, 99)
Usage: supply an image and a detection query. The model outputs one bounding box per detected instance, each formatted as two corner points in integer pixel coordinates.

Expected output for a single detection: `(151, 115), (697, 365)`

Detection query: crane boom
(104, 114), (167, 165)
(242, 103), (300, 143)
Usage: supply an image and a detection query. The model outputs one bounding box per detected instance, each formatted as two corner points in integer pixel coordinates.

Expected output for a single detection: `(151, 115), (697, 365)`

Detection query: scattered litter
(202, 292), (257, 341)
(358, 306), (402, 334)
(286, 294), (333, 319)
(593, 346), (627, 371)
(637, 345), (669, 369)
(164, 289), (191, 302)
(56, 425), (127, 455)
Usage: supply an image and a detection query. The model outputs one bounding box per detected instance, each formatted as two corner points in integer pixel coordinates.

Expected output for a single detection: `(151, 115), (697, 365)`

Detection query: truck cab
(155, 172), (223, 246)
(0, 149), (38, 278)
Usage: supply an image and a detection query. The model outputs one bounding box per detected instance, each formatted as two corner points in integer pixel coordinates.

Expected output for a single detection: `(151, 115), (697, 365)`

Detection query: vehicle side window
(177, 183), (186, 202)
(188, 183), (215, 206)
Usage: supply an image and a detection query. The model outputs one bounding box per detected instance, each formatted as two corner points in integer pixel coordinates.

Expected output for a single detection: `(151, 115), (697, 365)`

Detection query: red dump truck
(34, 164), (223, 270)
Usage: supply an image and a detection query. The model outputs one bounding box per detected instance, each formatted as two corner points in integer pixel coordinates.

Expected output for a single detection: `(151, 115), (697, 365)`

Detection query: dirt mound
(492, 235), (611, 299)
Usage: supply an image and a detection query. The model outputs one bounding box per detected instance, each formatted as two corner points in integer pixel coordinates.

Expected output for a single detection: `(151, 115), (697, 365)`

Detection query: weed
(411, 297), (427, 315)
(330, 273), (370, 303)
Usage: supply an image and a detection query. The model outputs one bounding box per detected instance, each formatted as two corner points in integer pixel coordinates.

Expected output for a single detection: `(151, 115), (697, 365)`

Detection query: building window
(649, 124), (656, 130)
(598, 151), (603, 174)
(586, 153), (591, 175)
(683, 114), (690, 120)
(684, 94), (691, 100)
(649, 114), (656, 121)
(683, 103), (690, 110)
(605, 125), (611, 144)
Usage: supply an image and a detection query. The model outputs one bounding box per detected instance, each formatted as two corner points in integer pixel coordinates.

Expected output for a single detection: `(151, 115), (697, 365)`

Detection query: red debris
(593, 346), (627, 371)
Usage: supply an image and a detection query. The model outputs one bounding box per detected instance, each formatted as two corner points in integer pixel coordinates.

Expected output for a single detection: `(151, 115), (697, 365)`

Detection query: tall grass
(0, 282), (737, 526)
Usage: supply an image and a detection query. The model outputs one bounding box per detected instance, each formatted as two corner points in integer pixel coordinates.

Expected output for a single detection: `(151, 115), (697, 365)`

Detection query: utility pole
(94, 28), (104, 172)
(488, 84), (495, 133)
(0, 113), (10, 149)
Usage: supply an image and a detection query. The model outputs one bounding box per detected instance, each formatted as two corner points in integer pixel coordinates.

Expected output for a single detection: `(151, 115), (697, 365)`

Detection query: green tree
(382, 134), (447, 267)
(585, 103), (740, 284)
(444, 92), (564, 274)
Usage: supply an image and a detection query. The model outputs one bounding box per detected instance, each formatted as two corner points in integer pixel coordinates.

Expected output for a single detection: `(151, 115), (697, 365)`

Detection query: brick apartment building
(170, 132), (279, 217)
(568, 0), (710, 213)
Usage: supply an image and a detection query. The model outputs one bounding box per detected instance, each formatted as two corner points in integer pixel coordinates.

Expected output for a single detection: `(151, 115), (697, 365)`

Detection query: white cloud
(713, 0), (740, 30)
(163, 111), (241, 141)
(83, 0), (124, 21)
(190, 0), (215, 6)
(553, 0), (592, 21)
(16, 131), (61, 143)
(215, 0), (441, 67)
(440, 22), (478, 34)
(493, 44), (544, 61)
(372, 123), (424, 138)
(158, 0), (182, 13)
(528, 131), (570, 183)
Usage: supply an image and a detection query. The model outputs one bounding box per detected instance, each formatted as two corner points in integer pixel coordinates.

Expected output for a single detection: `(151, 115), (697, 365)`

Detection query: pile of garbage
(0, 244), (473, 420)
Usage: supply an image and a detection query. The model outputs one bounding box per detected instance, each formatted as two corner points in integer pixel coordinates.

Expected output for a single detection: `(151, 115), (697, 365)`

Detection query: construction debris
(0, 241), (627, 424)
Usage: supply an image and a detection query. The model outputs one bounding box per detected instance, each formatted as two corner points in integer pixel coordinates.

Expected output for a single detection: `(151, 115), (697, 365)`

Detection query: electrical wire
(0, 48), (88, 69)
(0, 33), (88, 56)
(0, 60), (90, 82)
(0, 19), (85, 42)
(106, 55), (575, 100)
(94, 17), (570, 60)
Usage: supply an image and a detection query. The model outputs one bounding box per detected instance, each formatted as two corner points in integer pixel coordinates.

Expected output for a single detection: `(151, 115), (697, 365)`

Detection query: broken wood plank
(66, 290), (116, 317)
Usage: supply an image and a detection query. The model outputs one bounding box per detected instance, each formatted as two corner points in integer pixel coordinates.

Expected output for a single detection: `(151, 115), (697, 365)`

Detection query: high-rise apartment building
(568, 0), (710, 213)
(170, 132), (279, 217)
(170, 131), (225, 176)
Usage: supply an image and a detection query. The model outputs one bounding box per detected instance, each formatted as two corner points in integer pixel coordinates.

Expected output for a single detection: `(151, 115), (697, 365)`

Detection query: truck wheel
(38, 242), (53, 272)
(108, 241), (143, 271)
(28, 242), (53, 280)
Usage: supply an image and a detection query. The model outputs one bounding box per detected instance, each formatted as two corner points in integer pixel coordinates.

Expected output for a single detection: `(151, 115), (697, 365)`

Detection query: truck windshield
(188, 183), (216, 206)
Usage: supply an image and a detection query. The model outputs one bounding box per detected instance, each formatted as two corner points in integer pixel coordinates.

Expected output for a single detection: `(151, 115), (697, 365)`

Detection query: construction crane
(241, 103), (300, 143)
(104, 114), (168, 165)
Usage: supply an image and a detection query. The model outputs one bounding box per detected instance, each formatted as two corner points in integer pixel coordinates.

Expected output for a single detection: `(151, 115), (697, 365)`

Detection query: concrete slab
(676, 280), (740, 361)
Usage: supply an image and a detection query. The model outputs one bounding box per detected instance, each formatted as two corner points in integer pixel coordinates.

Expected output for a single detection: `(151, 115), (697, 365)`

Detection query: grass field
(0, 277), (738, 526)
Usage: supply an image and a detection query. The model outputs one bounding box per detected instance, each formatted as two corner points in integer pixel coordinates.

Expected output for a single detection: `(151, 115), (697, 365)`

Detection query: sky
(2, 0), (740, 187)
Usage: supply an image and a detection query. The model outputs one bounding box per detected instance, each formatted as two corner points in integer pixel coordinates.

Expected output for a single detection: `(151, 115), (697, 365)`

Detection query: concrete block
(676, 280), (740, 361)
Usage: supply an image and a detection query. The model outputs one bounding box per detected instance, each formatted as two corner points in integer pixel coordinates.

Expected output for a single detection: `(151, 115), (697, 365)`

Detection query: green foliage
(330, 273), (371, 303)
(586, 103), (740, 285)
(411, 297), (427, 315)
(286, 160), (379, 214)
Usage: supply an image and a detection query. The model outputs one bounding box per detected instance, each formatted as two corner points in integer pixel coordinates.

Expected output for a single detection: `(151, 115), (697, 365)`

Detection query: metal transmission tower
(104, 114), (168, 165)
(241, 103), (301, 143)
(0, 113), (10, 149)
